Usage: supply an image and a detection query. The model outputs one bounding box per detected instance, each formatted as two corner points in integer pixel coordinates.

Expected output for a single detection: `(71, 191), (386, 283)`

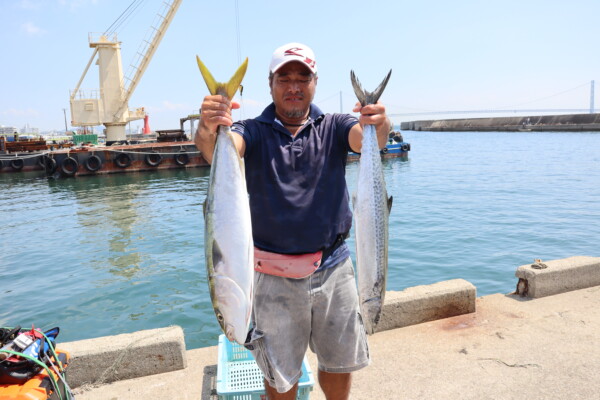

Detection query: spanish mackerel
(351, 70), (393, 335)
(197, 56), (253, 345)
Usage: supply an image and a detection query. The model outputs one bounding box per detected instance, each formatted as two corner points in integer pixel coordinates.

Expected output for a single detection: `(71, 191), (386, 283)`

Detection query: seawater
(1, 130), (599, 349)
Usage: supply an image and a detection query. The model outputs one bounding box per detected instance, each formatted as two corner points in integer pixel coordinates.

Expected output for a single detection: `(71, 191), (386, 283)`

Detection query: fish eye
(217, 313), (224, 322)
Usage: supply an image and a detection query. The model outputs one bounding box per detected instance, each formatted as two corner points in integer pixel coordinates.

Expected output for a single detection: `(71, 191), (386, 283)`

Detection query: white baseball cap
(269, 42), (317, 74)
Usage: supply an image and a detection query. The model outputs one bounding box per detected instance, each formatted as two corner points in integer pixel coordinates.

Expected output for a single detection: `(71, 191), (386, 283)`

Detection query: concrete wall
(60, 325), (187, 389)
(376, 279), (476, 332)
(401, 113), (600, 131)
(515, 256), (600, 298)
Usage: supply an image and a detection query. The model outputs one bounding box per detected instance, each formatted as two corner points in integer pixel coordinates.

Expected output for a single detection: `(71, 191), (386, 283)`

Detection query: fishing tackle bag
(0, 326), (60, 384)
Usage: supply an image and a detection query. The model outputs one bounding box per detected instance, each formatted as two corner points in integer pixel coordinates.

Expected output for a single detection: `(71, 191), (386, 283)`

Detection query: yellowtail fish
(351, 69), (393, 335)
(197, 56), (253, 344)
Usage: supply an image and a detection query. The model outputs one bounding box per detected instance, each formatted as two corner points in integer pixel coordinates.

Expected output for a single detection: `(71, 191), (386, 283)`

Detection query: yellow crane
(69, 0), (182, 144)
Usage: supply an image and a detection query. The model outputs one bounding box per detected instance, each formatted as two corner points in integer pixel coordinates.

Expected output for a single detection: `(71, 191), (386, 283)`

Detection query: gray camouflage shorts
(244, 257), (370, 393)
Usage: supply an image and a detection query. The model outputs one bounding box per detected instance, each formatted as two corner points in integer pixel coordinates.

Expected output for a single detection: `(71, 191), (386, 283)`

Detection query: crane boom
(69, 0), (182, 144)
(120, 0), (182, 115)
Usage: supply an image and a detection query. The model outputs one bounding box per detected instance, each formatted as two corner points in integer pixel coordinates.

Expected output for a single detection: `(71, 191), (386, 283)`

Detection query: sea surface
(1, 130), (599, 349)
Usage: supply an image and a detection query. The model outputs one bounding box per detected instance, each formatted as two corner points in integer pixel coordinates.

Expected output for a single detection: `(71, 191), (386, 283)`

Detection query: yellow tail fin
(196, 56), (248, 99)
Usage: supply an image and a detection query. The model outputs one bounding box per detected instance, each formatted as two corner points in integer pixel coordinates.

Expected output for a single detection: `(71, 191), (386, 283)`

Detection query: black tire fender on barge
(37, 155), (46, 168)
(114, 152), (132, 168)
(43, 156), (57, 175)
(10, 158), (24, 171)
(84, 154), (103, 172)
(61, 156), (79, 176)
(145, 151), (162, 167)
(174, 151), (189, 166)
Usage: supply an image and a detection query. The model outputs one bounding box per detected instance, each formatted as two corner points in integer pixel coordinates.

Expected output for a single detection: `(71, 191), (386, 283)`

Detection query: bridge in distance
(388, 80), (597, 120)
(388, 108), (594, 118)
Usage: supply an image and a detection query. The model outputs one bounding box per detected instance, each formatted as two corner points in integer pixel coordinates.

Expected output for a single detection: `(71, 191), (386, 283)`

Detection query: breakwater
(401, 113), (600, 131)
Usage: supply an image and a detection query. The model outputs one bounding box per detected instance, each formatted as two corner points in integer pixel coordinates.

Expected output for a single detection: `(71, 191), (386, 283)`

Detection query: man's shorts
(244, 257), (370, 393)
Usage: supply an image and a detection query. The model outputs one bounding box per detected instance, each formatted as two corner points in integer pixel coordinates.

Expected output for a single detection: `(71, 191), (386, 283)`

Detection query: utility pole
(590, 80), (595, 114)
(63, 108), (68, 133)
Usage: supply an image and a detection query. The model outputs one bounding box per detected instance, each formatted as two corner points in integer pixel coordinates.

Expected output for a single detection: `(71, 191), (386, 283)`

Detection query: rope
(0, 152), (50, 160)
(71, 330), (153, 393)
(38, 328), (75, 400)
(0, 148), (201, 160)
(102, 148), (201, 156)
(48, 357), (74, 399)
(36, 330), (64, 373)
(234, 0), (245, 119)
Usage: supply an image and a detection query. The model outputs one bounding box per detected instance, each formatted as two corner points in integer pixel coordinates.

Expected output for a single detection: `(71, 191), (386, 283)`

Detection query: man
(196, 43), (390, 400)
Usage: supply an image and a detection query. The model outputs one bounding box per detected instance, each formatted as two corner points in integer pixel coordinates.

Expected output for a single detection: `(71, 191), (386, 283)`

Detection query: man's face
(270, 61), (317, 119)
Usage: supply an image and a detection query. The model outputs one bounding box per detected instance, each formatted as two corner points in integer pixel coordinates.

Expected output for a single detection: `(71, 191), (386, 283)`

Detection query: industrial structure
(69, 0), (182, 144)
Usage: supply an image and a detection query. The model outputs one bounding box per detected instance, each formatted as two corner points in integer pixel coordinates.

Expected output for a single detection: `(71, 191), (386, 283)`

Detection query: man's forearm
(194, 122), (216, 164)
(376, 117), (392, 149)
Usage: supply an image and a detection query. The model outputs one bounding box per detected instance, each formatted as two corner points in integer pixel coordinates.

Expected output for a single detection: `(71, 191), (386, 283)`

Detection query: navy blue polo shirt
(231, 103), (358, 270)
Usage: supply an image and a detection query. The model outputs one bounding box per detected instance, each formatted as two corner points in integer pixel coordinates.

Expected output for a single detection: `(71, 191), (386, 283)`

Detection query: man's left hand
(353, 101), (389, 132)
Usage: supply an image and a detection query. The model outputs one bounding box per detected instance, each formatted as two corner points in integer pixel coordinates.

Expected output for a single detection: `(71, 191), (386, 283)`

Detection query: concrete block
(59, 325), (187, 388)
(376, 279), (476, 333)
(515, 256), (600, 298)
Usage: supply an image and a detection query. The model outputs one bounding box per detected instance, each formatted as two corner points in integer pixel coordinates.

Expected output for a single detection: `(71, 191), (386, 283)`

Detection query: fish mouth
(225, 324), (236, 343)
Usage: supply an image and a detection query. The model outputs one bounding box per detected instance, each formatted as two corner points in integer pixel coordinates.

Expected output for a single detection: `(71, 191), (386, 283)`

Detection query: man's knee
(318, 370), (352, 400)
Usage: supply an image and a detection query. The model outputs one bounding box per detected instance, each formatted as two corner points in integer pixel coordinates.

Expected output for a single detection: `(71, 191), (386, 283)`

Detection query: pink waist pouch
(254, 247), (322, 279)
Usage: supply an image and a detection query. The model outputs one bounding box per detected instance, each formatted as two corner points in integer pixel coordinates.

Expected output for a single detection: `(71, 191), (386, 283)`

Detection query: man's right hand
(195, 95), (243, 164)
(199, 95), (240, 134)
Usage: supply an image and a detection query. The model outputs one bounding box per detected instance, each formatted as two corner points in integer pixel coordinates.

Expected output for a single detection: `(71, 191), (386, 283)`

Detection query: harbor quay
(62, 256), (600, 400)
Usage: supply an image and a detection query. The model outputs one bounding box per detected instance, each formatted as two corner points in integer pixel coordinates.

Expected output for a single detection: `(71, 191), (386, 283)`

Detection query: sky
(1, 0), (600, 133)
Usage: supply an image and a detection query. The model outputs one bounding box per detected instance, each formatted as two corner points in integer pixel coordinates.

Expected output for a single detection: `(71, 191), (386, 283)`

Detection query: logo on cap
(284, 47), (316, 69)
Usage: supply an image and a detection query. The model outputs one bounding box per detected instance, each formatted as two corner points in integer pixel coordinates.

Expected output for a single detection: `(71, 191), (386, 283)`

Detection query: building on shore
(0, 126), (19, 135)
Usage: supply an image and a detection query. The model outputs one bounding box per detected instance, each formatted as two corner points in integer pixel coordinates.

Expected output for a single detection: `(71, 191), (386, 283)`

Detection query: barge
(0, 136), (73, 173)
(42, 141), (208, 179)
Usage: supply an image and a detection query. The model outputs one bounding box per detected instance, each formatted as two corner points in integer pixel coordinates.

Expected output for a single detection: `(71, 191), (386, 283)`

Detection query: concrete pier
(515, 256), (600, 298)
(64, 256), (600, 399)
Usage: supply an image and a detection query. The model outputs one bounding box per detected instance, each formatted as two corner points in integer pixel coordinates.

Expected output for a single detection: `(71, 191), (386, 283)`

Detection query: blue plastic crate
(216, 334), (315, 400)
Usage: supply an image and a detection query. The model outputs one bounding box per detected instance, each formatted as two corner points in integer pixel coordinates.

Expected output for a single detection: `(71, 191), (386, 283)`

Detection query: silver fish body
(204, 125), (254, 344)
(353, 123), (390, 335)
(351, 70), (392, 335)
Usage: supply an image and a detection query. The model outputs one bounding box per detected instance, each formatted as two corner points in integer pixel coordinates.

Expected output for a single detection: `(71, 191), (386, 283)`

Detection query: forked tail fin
(196, 56), (249, 99)
(351, 70), (392, 106)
